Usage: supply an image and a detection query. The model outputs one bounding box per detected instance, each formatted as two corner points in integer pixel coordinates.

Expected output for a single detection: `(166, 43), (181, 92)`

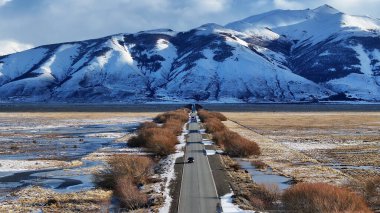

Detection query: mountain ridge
(0, 5), (379, 103)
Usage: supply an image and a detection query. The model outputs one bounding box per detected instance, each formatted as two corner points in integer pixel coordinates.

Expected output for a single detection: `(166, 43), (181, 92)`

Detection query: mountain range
(0, 4), (379, 103)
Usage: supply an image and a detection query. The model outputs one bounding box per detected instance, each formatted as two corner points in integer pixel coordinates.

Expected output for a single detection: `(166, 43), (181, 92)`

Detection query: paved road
(178, 120), (219, 213)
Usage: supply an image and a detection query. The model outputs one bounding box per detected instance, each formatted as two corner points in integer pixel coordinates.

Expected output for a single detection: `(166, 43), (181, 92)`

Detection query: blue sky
(0, 0), (379, 55)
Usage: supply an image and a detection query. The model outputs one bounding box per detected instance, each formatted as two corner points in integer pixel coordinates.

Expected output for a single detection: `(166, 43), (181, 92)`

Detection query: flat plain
(216, 106), (380, 184)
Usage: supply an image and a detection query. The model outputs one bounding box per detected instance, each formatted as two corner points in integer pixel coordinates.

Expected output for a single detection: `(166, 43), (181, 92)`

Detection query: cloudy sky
(0, 0), (379, 55)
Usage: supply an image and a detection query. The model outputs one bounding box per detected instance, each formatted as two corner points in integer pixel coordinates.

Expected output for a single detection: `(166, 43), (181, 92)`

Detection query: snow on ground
(0, 160), (69, 172)
(158, 121), (187, 213)
(202, 140), (214, 145)
(205, 150), (216, 155)
(221, 192), (255, 213)
(84, 132), (126, 138)
(281, 142), (338, 151)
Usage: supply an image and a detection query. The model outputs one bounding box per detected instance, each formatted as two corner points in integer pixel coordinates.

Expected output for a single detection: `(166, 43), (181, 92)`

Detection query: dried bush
(128, 109), (187, 156)
(282, 182), (371, 213)
(115, 177), (148, 210)
(215, 130), (260, 157)
(128, 127), (178, 156)
(248, 184), (280, 210)
(212, 131), (228, 146)
(94, 155), (153, 189)
(251, 161), (267, 170)
(139, 121), (157, 130)
(364, 176), (380, 208)
(154, 109), (189, 124)
(163, 118), (184, 135)
(204, 118), (226, 133)
(198, 109), (227, 122)
(145, 130), (177, 156)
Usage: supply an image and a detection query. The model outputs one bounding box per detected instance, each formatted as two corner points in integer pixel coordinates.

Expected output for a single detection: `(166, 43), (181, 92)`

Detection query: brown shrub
(154, 109), (188, 124)
(139, 121), (157, 130)
(251, 161), (267, 170)
(212, 131), (228, 146)
(163, 118), (184, 135)
(282, 182), (371, 213)
(248, 184), (280, 210)
(128, 126), (178, 156)
(204, 118), (226, 133)
(217, 131), (260, 157)
(230, 162), (241, 171)
(94, 155), (153, 189)
(364, 176), (380, 208)
(115, 177), (148, 210)
(198, 109), (227, 122)
(249, 197), (266, 210)
(145, 131), (177, 156)
(210, 111), (227, 121)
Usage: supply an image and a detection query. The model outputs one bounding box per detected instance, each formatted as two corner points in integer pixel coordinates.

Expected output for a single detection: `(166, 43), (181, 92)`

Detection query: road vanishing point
(178, 109), (220, 213)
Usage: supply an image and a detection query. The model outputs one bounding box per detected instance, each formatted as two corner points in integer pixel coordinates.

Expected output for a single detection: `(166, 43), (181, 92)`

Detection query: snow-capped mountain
(0, 5), (379, 103)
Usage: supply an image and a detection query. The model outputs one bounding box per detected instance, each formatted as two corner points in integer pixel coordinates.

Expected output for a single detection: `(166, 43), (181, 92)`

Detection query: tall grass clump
(282, 182), (371, 213)
(94, 155), (153, 189)
(94, 155), (153, 210)
(216, 130), (261, 157)
(115, 177), (148, 210)
(154, 109), (189, 124)
(129, 127), (178, 156)
(204, 118), (226, 133)
(198, 109), (227, 122)
(128, 109), (189, 156)
(199, 109), (260, 157)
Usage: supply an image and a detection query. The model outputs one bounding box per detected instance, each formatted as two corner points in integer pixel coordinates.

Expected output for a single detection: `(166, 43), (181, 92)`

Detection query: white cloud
(273, 0), (304, 9)
(0, 40), (33, 56)
(0, 0), (379, 48)
(0, 0), (11, 6)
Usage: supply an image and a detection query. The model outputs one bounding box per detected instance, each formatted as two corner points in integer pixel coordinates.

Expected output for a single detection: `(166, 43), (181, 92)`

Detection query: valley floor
(0, 104), (378, 211)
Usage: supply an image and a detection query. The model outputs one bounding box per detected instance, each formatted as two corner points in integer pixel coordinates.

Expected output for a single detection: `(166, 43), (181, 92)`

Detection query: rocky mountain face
(0, 5), (379, 103)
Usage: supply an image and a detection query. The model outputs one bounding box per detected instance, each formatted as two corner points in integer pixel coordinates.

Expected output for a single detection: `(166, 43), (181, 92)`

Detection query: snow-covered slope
(0, 5), (379, 103)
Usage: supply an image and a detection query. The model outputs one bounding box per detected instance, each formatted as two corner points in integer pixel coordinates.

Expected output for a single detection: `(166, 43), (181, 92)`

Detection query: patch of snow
(158, 121), (187, 213)
(282, 141), (338, 151)
(319, 50), (331, 56)
(202, 140), (214, 146)
(85, 132), (126, 138)
(342, 15), (380, 31)
(351, 45), (373, 76)
(204, 150), (216, 155)
(0, 160), (64, 172)
(221, 192), (254, 213)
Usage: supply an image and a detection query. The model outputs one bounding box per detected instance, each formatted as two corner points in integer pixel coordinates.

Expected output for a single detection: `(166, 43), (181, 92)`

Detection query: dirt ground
(222, 112), (380, 183)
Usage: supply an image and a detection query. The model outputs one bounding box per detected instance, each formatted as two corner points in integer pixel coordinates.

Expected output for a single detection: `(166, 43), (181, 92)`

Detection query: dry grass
(94, 155), (153, 189)
(204, 118), (226, 133)
(128, 109), (188, 156)
(163, 118), (184, 135)
(198, 109), (227, 122)
(129, 126), (178, 156)
(282, 182), (371, 213)
(223, 111), (380, 203)
(0, 186), (112, 212)
(154, 108), (189, 124)
(115, 177), (149, 210)
(212, 130), (260, 157)
(200, 109), (260, 157)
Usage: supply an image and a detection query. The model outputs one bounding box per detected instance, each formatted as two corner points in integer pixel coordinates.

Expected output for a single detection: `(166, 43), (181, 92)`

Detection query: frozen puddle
(236, 159), (293, 191)
(0, 120), (142, 197)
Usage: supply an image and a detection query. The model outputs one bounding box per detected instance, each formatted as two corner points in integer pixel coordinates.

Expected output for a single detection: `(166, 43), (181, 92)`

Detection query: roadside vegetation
(94, 155), (154, 210)
(94, 108), (189, 211)
(199, 109), (260, 157)
(282, 182), (371, 213)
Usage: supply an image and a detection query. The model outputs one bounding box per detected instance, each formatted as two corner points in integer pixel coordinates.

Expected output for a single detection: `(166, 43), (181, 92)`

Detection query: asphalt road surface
(178, 120), (219, 213)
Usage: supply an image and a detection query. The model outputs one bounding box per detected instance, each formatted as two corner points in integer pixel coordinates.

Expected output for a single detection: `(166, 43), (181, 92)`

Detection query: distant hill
(0, 5), (379, 103)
